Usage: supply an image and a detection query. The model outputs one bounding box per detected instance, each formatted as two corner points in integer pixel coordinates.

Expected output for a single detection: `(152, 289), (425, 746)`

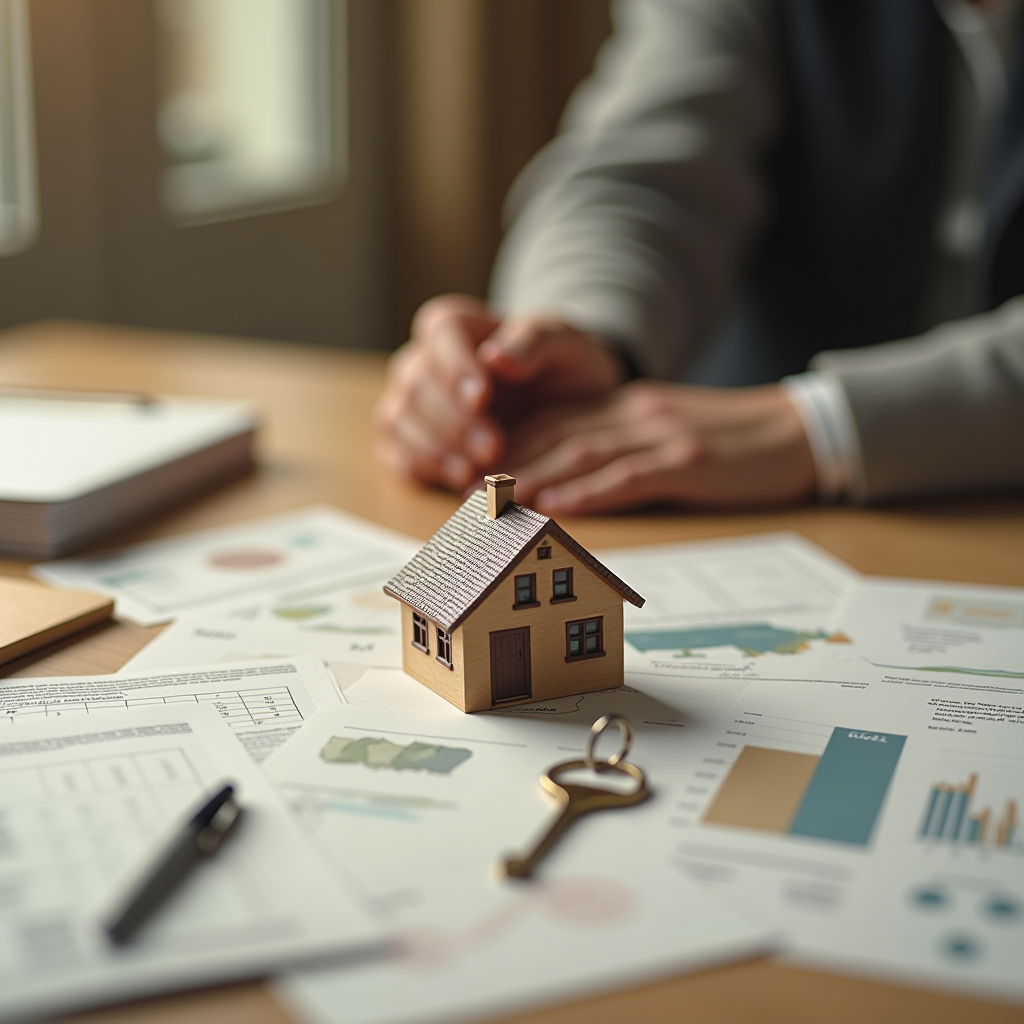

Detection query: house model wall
(384, 475), (645, 713)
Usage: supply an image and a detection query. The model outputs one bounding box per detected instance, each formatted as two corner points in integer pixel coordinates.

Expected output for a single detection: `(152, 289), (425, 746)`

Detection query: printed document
(0, 656), (340, 762)
(600, 533), (861, 687)
(835, 578), (1024, 686)
(123, 574), (404, 683)
(34, 506), (418, 625)
(0, 705), (382, 1022)
(670, 674), (1024, 1002)
(265, 704), (772, 1024)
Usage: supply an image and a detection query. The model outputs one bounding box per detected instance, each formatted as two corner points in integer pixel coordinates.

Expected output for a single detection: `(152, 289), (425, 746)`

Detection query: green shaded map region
(321, 735), (472, 774)
(625, 623), (850, 657)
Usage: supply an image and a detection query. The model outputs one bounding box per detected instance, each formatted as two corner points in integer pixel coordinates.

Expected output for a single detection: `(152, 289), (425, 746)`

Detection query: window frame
(436, 626), (453, 669)
(537, 545), (551, 560)
(565, 615), (605, 662)
(513, 572), (539, 609)
(412, 611), (429, 653)
(550, 566), (576, 603)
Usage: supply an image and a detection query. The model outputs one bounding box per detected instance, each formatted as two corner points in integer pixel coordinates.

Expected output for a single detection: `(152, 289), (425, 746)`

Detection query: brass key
(499, 715), (651, 880)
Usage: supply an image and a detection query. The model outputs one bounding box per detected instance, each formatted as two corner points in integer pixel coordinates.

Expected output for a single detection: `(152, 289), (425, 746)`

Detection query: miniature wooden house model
(384, 474), (645, 712)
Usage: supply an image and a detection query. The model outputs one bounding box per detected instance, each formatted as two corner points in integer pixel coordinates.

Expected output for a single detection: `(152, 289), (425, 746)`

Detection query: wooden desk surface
(2, 320), (1021, 1024)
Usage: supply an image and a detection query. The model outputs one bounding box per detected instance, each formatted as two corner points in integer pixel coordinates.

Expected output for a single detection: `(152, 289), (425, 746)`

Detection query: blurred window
(156, 0), (343, 224)
(0, 0), (38, 257)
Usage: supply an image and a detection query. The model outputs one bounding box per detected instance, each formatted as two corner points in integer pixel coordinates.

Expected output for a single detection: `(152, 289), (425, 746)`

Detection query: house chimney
(484, 474), (516, 519)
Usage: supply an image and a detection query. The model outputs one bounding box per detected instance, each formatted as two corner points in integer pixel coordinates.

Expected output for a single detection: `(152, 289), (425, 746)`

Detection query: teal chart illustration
(625, 623), (851, 658)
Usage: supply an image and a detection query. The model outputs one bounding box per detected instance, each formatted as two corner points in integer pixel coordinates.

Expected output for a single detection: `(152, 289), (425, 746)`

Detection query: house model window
(514, 573), (538, 608)
(567, 617), (603, 660)
(412, 612), (429, 652)
(552, 568), (574, 601)
(436, 627), (453, 668)
(537, 545), (551, 560)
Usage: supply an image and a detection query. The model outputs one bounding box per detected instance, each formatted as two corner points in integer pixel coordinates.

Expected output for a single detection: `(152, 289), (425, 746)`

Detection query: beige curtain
(392, 0), (611, 337)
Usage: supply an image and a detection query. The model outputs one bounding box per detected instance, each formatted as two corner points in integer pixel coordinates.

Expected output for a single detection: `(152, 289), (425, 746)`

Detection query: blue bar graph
(918, 772), (1019, 848)
(789, 727), (906, 846)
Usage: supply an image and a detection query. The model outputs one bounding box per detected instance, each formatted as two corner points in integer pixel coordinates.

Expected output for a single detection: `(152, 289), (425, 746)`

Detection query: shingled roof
(384, 489), (645, 632)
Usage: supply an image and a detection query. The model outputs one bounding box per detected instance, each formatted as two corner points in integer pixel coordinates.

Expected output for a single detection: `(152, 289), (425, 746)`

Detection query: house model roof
(384, 489), (645, 632)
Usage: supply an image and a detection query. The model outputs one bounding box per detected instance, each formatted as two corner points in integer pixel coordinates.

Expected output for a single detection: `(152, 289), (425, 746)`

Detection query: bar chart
(918, 772), (1020, 849)
(704, 726), (906, 846)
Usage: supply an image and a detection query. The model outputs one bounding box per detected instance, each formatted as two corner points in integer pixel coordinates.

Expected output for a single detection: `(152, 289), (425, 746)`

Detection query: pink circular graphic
(537, 877), (636, 927)
(396, 928), (460, 969)
(207, 548), (286, 570)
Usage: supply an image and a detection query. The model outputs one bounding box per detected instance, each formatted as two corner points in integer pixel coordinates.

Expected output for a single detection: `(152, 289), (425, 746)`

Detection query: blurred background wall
(0, 0), (610, 350)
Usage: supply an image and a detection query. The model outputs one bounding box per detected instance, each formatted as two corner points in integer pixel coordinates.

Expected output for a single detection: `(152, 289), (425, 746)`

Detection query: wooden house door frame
(489, 625), (531, 704)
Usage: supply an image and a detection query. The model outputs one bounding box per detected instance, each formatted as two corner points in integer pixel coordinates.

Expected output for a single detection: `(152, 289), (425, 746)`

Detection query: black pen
(104, 783), (243, 945)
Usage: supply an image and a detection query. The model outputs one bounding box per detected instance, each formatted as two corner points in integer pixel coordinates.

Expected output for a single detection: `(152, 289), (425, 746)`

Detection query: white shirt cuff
(781, 372), (865, 502)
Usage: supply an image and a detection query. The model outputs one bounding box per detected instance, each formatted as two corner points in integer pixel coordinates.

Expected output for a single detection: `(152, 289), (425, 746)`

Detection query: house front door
(489, 627), (531, 704)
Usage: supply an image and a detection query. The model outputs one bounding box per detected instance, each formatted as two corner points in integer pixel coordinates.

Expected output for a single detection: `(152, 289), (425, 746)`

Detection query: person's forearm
(809, 296), (1024, 501)
(489, 0), (778, 380)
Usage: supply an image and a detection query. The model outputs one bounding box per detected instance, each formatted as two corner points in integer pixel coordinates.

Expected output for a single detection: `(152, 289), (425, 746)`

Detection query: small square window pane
(569, 624), (581, 636)
(585, 620), (598, 633)
(570, 640), (581, 654)
(586, 636), (598, 653)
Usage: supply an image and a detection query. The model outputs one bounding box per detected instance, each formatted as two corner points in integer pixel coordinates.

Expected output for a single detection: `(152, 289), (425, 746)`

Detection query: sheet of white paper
(123, 585), (403, 680)
(0, 656), (340, 763)
(668, 674), (1024, 1003)
(33, 506), (419, 625)
(834, 578), (1024, 685)
(0, 704), (382, 1023)
(598, 533), (861, 687)
(265, 704), (773, 1024)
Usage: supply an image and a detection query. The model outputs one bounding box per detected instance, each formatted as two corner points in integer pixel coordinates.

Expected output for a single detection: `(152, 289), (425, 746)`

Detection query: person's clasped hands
(374, 294), (818, 514)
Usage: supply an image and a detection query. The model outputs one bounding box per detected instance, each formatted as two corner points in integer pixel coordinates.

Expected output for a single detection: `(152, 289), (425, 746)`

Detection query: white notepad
(0, 395), (257, 558)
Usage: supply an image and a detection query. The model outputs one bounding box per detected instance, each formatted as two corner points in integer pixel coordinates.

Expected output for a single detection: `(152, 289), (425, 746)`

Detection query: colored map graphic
(321, 735), (472, 774)
(625, 623), (851, 657)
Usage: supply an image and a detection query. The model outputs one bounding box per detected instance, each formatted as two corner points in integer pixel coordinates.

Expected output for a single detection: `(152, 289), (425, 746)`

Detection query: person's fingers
(532, 439), (700, 515)
(478, 317), (626, 396)
(413, 295), (502, 413)
(410, 376), (504, 464)
(505, 384), (674, 469)
(377, 404), (477, 490)
(510, 418), (672, 504)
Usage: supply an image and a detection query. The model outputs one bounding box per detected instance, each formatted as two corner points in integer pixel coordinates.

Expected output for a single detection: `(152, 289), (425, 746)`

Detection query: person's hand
(505, 381), (817, 513)
(374, 294), (627, 490)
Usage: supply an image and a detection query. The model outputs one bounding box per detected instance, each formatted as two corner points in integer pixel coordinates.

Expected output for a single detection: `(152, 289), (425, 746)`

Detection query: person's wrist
(761, 385), (818, 500)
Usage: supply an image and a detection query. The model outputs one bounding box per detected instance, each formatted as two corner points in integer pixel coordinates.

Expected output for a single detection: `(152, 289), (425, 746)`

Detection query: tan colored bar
(704, 746), (821, 834)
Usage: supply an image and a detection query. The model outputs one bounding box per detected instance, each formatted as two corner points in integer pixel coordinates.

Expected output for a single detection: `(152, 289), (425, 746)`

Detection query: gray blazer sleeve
(812, 298), (1024, 501)
(490, 0), (779, 379)
(490, 0), (1024, 501)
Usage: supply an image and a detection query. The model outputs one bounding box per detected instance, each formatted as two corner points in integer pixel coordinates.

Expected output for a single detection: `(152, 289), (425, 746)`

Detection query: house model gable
(384, 475), (644, 712)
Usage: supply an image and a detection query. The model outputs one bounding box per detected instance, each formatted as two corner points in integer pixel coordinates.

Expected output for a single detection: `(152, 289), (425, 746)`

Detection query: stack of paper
(19, 506), (1024, 1021)
(0, 394), (257, 558)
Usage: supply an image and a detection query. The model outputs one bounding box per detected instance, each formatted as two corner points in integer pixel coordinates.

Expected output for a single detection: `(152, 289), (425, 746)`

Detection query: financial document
(0, 705), (382, 1022)
(600, 533), (861, 687)
(266, 704), (772, 1024)
(835, 578), (1024, 688)
(123, 577), (404, 685)
(0, 657), (340, 762)
(669, 675), (1024, 1003)
(34, 506), (418, 625)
